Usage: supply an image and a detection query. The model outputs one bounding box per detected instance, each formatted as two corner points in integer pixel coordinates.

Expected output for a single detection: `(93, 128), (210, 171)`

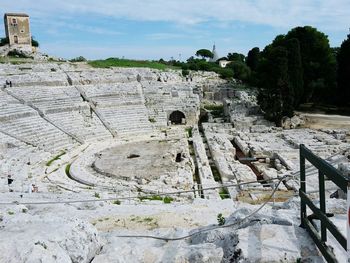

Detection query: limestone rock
(0, 215), (101, 263)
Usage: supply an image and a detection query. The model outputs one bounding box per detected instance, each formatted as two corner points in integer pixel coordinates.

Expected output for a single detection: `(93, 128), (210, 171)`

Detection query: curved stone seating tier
(46, 110), (112, 143)
(90, 95), (143, 107)
(0, 72), (69, 87)
(8, 86), (82, 102)
(78, 82), (141, 98)
(97, 105), (153, 134)
(0, 99), (37, 121)
(32, 99), (87, 114)
(68, 70), (131, 85)
(0, 114), (76, 153)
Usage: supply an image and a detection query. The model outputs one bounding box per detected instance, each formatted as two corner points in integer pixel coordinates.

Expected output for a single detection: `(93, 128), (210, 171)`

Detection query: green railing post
(300, 144), (306, 227)
(319, 170), (327, 242)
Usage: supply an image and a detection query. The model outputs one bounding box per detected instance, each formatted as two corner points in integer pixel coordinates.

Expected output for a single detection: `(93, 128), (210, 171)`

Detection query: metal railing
(299, 144), (349, 262)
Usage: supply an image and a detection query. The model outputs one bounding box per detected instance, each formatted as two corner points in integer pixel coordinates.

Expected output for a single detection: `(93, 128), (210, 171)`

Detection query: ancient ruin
(4, 13), (31, 46)
(0, 60), (349, 262)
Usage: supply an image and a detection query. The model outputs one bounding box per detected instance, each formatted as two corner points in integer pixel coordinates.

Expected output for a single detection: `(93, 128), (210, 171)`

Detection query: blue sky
(1, 0), (349, 60)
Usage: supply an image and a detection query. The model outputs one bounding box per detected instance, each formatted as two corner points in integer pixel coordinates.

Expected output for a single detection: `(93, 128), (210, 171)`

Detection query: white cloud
(2, 0), (350, 30)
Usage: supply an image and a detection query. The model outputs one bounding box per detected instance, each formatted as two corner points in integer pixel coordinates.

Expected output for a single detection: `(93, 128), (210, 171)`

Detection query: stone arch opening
(169, 111), (186, 125)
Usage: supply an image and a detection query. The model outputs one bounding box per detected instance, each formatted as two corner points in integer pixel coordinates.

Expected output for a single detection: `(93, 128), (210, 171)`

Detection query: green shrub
(31, 37), (39, 47)
(217, 68), (234, 79)
(217, 213), (226, 225)
(112, 200), (121, 205)
(163, 196), (173, 204)
(69, 56), (87, 62)
(185, 127), (193, 138)
(182, 69), (190, 76)
(0, 37), (9, 46)
(219, 188), (230, 199)
(94, 192), (100, 198)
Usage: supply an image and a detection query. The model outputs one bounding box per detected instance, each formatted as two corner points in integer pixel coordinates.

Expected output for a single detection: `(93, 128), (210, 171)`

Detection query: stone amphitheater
(0, 61), (349, 262)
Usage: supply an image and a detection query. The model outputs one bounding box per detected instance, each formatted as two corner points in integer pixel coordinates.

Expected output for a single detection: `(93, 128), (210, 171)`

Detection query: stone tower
(209, 44), (219, 62)
(4, 13), (31, 46)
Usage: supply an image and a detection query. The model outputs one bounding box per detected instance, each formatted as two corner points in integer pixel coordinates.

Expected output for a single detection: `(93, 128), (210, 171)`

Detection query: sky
(1, 0), (349, 60)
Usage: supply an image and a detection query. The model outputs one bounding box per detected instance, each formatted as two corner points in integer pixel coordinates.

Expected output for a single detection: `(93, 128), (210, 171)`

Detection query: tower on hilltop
(209, 43), (219, 62)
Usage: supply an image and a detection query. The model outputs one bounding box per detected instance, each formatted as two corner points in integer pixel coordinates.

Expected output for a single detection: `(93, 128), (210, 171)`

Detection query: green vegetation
(7, 211), (14, 215)
(337, 32), (350, 106)
(210, 165), (222, 182)
(185, 127), (193, 138)
(219, 188), (230, 199)
(139, 195), (163, 201)
(163, 196), (173, 204)
(0, 37), (9, 46)
(69, 56), (87, 62)
(112, 200), (121, 205)
(31, 36), (39, 47)
(217, 213), (226, 226)
(89, 58), (178, 70)
(195, 49), (214, 59)
(254, 26), (339, 124)
(204, 104), (224, 118)
(46, 151), (66, 166)
(138, 195), (173, 203)
(148, 117), (156, 123)
(65, 163), (71, 177)
(94, 192), (100, 198)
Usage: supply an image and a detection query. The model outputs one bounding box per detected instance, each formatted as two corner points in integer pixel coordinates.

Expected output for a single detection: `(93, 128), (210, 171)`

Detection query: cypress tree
(337, 33), (350, 106)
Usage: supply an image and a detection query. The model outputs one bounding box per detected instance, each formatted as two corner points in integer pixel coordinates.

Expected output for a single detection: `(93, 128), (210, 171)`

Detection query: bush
(0, 37), (9, 46)
(182, 69), (190, 77)
(31, 37), (39, 47)
(163, 196), (173, 204)
(216, 68), (234, 79)
(69, 56), (87, 62)
(217, 213), (225, 225)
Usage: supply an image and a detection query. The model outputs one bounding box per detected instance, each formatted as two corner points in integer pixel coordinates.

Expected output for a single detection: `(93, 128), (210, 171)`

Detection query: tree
(228, 61), (251, 82)
(337, 33), (350, 106)
(227, 52), (245, 62)
(258, 46), (292, 124)
(0, 37), (9, 46)
(246, 47), (260, 72)
(284, 26), (336, 103)
(285, 38), (303, 107)
(195, 49), (213, 60)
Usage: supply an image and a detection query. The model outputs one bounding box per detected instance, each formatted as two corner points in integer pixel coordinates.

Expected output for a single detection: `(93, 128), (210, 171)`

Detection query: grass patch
(185, 127), (193, 138)
(163, 196), (173, 204)
(65, 163), (71, 177)
(88, 58), (179, 70)
(138, 195), (173, 203)
(112, 200), (121, 205)
(46, 151), (66, 166)
(7, 211), (14, 215)
(210, 165), (222, 183)
(94, 192), (100, 199)
(219, 188), (230, 199)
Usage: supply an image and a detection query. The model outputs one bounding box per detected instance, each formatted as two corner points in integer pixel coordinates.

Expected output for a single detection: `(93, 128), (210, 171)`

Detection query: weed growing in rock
(217, 213), (225, 226)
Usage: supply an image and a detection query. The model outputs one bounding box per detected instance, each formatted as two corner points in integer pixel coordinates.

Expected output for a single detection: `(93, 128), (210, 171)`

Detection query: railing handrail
(300, 144), (349, 263)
